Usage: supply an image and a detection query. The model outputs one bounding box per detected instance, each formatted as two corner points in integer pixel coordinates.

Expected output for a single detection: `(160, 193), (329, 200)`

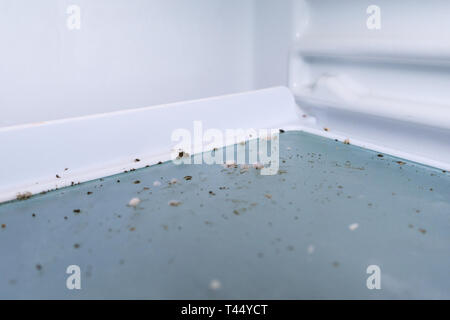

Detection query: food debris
(323, 127), (329, 132)
(343, 139), (350, 145)
(348, 223), (359, 231)
(168, 200), (181, 207)
(56, 175), (61, 179)
(73, 209), (81, 214)
(128, 197), (141, 208)
(183, 176), (192, 181)
(418, 228), (427, 234)
(153, 181), (161, 187)
(16, 192), (32, 200)
(397, 161), (406, 165)
(209, 191), (216, 196)
(1, 224), (6, 229)
(169, 178), (178, 185)
(73, 243), (80, 249)
(223, 161), (237, 169)
(264, 194), (272, 199)
(253, 163), (264, 170)
(133, 180), (141, 184)
(134, 159), (140, 162)
(209, 279), (222, 291)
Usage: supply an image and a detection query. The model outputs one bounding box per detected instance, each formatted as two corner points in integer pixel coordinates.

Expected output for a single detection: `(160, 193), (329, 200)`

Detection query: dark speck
(73, 209), (81, 214)
(377, 154), (384, 158)
(135, 159), (140, 162)
(35, 264), (42, 271)
(1, 224), (6, 229)
(74, 243), (80, 249)
(134, 180), (141, 184)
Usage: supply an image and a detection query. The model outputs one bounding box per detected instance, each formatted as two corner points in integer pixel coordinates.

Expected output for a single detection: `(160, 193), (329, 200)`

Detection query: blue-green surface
(0, 131), (449, 299)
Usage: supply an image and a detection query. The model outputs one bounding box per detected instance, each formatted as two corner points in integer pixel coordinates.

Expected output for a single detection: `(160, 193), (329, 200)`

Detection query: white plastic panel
(290, 0), (450, 172)
(0, 0), (296, 127)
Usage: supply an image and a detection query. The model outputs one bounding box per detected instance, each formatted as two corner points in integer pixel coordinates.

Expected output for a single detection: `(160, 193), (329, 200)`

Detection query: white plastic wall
(0, 0), (295, 127)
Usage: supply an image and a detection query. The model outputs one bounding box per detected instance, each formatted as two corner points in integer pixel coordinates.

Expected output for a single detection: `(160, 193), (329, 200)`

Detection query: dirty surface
(0, 131), (449, 299)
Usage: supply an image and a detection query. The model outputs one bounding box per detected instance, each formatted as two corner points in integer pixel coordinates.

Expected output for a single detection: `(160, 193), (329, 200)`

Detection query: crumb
(253, 163), (264, 170)
(418, 228), (427, 234)
(73, 209), (81, 214)
(56, 174), (61, 179)
(264, 194), (272, 199)
(1, 224), (5, 229)
(129, 227), (136, 232)
(134, 180), (141, 184)
(168, 200), (181, 207)
(209, 191), (216, 196)
(323, 127), (329, 132)
(134, 159), (140, 162)
(169, 178), (178, 185)
(16, 192), (32, 200)
(209, 279), (222, 290)
(73, 243), (80, 249)
(348, 223), (359, 231)
(153, 181), (162, 187)
(128, 197), (141, 208)
(223, 161), (237, 169)
(184, 176), (192, 181)
(343, 139), (350, 145)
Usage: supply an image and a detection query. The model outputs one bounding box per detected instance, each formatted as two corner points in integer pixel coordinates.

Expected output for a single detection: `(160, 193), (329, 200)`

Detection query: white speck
(307, 245), (315, 254)
(169, 178), (178, 185)
(209, 279), (221, 290)
(349, 223), (359, 231)
(168, 200), (181, 207)
(286, 147), (292, 151)
(153, 181), (161, 187)
(128, 197), (141, 207)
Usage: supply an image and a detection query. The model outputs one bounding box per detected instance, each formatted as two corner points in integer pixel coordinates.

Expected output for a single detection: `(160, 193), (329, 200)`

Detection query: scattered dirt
(16, 192), (33, 201)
